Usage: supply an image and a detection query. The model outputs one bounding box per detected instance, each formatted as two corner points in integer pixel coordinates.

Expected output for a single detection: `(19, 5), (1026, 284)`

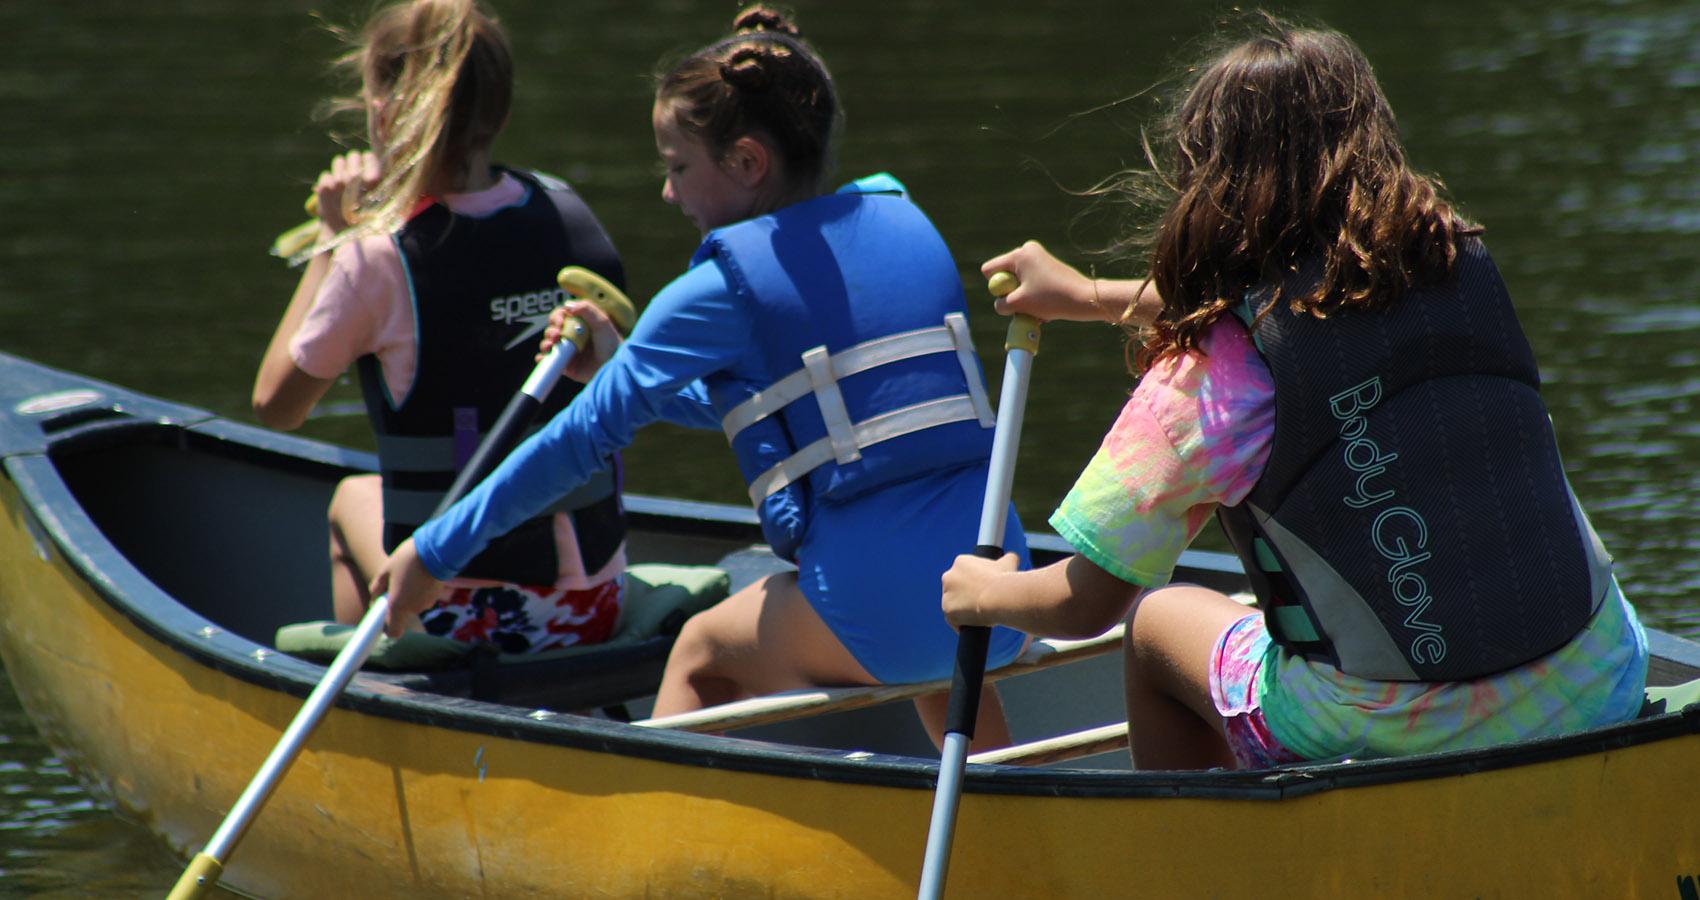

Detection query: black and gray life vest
(357, 168), (626, 586)
(1217, 238), (1612, 681)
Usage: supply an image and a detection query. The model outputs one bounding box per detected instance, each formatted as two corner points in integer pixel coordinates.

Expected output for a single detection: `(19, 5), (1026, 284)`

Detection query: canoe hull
(2, 351), (1698, 898)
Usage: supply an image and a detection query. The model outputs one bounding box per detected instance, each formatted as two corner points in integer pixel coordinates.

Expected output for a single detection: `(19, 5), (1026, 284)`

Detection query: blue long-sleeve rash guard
(412, 258), (747, 580)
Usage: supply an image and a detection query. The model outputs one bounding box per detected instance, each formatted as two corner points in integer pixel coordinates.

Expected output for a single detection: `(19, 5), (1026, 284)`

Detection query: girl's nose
(661, 178), (677, 205)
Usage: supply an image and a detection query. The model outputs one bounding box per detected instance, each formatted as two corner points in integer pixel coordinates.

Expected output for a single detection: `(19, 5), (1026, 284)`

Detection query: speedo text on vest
(1328, 377), (1448, 666)
(490, 286), (572, 349)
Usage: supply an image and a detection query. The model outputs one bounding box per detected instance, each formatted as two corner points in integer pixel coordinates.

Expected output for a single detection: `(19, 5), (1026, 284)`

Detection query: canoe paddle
(167, 265), (637, 900)
(269, 194), (321, 260)
(917, 271), (1039, 900)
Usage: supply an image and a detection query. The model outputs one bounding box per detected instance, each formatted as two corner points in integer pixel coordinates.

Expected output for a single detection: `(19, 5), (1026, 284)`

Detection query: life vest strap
(803, 346), (861, 465)
(746, 394), (986, 503)
(944, 313), (997, 428)
(381, 464), (616, 527)
(720, 313), (995, 441)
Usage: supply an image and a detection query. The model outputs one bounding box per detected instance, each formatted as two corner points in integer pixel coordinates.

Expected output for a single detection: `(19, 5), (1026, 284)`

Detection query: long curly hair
(1115, 15), (1477, 372)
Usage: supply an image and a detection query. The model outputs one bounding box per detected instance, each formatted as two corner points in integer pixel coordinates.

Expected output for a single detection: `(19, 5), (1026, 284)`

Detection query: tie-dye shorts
(1209, 612), (1306, 769)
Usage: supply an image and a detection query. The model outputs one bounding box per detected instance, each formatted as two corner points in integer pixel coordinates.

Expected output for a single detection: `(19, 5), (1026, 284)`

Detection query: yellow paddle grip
(988, 271), (1040, 355)
(165, 852), (224, 900)
(557, 266), (638, 335)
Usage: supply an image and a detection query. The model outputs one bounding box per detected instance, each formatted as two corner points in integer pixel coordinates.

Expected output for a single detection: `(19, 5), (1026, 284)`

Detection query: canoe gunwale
(4, 349), (1700, 806)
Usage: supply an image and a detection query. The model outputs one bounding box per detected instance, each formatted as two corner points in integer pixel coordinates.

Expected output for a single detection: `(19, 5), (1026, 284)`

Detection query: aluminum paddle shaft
(168, 266), (633, 900)
(918, 272), (1039, 900)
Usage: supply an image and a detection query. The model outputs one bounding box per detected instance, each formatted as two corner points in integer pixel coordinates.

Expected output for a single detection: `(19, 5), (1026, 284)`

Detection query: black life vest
(1217, 238), (1612, 681)
(357, 168), (626, 585)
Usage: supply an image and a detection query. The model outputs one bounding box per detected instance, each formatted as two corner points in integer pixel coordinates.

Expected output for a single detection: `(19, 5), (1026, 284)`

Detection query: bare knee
(668, 613), (724, 680)
(1122, 585), (1247, 719)
(328, 475), (379, 534)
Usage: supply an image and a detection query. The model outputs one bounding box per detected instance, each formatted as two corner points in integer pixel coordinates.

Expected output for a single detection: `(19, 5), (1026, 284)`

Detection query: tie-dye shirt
(1050, 316), (1649, 760)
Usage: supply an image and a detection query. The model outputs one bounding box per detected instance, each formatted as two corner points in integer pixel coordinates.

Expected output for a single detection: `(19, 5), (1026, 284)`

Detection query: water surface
(1, 0), (1696, 892)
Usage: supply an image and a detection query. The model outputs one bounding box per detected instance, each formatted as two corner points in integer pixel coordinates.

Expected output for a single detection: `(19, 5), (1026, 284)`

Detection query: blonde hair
(299, 0), (512, 261)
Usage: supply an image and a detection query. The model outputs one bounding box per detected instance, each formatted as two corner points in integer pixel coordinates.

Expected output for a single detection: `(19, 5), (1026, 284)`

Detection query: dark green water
(2, 0), (1697, 893)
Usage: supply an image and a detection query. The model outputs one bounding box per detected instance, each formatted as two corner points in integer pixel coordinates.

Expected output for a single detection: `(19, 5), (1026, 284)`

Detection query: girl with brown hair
(374, 6), (1027, 747)
(253, 0), (630, 654)
(946, 15), (1648, 768)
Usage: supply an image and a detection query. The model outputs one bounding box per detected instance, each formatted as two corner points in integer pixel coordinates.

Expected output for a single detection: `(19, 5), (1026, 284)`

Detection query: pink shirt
(1049, 317), (1275, 586)
(290, 173), (623, 589)
(289, 174), (527, 400)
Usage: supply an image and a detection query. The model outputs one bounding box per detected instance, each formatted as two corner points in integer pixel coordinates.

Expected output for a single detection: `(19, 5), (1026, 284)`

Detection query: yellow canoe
(2, 350), (1698, 899)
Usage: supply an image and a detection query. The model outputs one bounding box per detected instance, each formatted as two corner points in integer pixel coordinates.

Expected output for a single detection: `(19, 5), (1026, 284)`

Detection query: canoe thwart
(968, 722), (1130, 767)
(637, 622), (1130, 733)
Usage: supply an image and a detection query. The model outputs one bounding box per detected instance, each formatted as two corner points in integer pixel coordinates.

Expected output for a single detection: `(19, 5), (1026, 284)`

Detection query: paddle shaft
(918, 298), (1039, 900)
(169, 294), (608, 900)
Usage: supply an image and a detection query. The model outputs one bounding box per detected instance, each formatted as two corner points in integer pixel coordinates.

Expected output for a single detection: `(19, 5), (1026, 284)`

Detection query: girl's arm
(658, 379), (721, 429)
(941, 551), (1141, 640)
(252, 232), (337, 429)
(980, 240), (1161, 327)
(540, 301), (721, 430)
(252, 151), (381, 429)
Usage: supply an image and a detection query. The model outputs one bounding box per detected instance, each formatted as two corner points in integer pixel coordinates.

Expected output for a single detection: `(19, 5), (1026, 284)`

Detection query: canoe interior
(42, 421), (733, 706)
(53, 424), (338, 642)
(27, 393), (1700, 771)
(39, 419), (1131, 762)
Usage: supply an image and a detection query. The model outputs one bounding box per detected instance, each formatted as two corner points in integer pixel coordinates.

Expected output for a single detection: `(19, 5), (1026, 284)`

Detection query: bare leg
(912, 685), (1014, 753)
(651, 572), (879, 718)
(1121, 584), (1251, 770)
(327, 474), (385, 624)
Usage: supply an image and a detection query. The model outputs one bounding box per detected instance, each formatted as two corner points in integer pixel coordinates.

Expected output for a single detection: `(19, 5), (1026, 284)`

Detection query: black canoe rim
(2, 349), (1699, 803)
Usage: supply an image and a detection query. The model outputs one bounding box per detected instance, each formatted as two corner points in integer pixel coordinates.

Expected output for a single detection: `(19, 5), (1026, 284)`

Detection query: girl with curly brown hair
(946, 16), (1647, 769)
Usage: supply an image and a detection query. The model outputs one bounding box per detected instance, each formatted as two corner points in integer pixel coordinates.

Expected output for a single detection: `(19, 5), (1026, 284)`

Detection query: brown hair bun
(732, 5), (800, 37)
(719, 45), (778, 92)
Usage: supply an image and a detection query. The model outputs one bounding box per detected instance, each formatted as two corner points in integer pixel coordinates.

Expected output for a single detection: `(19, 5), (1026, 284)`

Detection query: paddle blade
(269, 219), (319, 260)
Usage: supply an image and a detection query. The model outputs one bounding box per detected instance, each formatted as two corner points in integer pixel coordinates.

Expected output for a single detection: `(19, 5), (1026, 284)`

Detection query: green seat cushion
(275, 562), (731, 671)
(273, 621), (470, 671)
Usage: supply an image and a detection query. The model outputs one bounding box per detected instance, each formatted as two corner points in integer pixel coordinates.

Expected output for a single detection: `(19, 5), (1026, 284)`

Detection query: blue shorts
(794, 465), (1029, 685)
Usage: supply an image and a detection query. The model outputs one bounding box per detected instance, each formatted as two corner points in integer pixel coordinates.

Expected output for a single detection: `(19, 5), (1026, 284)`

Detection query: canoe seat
(1641, 677), (1700, 717)
(273, 562), (730, 671)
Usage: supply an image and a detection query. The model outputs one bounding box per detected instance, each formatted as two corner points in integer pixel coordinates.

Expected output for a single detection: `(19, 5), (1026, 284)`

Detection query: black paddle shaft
(942, 544), (1004, 739)
(433, 391), (542, 519)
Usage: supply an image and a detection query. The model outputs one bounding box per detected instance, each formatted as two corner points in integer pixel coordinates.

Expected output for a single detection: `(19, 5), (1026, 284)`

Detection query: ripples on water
(0, 679), (186, 897)
(1427, 5), (1700, 631)
(1, 0), (1697, 891)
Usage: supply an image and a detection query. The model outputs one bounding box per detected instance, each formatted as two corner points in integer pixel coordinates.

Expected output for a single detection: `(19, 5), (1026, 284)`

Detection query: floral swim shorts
(419, 577), (623, 654)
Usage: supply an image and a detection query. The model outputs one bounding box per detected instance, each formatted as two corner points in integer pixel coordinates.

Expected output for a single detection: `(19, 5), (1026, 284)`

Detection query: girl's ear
(724, 135), (772, 189)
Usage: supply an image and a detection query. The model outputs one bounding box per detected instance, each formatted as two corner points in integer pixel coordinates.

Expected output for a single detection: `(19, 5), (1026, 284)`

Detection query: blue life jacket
(358, 167), (627, 585)
(693, 174), (997, 561)
(1217, 238), (1611, 681)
